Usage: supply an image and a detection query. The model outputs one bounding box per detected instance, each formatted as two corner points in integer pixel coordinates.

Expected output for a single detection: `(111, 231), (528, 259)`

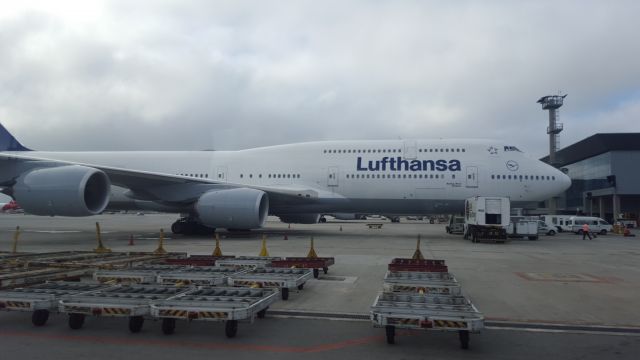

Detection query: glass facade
(564, 152), (612, 208)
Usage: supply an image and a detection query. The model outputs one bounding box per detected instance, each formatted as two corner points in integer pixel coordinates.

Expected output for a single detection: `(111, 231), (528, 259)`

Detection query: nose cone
(559, 171), (572, 192)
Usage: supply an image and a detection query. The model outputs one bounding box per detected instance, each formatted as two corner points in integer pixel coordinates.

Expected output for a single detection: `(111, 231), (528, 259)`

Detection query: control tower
(537, 94), (566, 166)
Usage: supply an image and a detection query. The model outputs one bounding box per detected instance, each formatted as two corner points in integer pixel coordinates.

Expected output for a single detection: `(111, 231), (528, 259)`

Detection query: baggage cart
(0, 282), (111, 326)
(371, 291), (484, 349)
(227, 268), (313, 300)
(156, 267), (246, 286)
(383, 271), (461, 295)
(150, 286), (279, 338)
(270, 257), (335, 278)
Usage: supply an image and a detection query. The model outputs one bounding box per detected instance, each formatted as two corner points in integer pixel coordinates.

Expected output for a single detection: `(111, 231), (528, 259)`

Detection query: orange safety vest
(582, 223), (590, 232)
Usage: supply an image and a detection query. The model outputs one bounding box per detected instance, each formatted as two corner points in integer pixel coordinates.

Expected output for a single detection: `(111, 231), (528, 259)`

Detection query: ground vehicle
(568, 216), (612, 235)
(537, 220), (555, 236)
(507, 217), (539, 240)
(463, 197), (510, 242)
(616, 219), (637, 228)
(446, 215), (465, 234)
(540, 215), (574, 233)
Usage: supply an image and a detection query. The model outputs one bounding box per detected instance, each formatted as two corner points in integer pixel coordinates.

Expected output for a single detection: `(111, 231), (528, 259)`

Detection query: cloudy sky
(1, 0), (639, 157)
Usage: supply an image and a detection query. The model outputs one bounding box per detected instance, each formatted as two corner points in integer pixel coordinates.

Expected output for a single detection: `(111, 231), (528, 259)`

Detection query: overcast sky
(1, 0), (639, 157)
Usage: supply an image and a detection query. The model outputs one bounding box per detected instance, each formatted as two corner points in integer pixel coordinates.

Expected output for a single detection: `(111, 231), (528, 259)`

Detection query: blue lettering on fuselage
(356, 156), (461, 171)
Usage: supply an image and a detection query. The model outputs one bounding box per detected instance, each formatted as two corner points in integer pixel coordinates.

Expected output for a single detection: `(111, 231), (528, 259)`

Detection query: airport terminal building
(542, 133), (640, 223)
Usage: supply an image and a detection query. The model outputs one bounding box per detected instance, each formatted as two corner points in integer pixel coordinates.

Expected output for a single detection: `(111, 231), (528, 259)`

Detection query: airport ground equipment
(367, 223), (384, 229)
(227, 268), (313, 300)
(463, 196), (510, 243)
(58, 284), (189, 333)
(371, 292), (484, 349)
(445, 215), (465, 234)
(150, 286), (279, 338)
(164, 255), (235, 267)
(507, 219), (539, 240)
(156, 267), (246, 286)
(382, 271), (461, 295)
(388, 258), (448, 273)
(0, 282), (111, 326)
(371, 257), (483, 349)
(270, 257), (335, 278)
(216, 256), (282, 269)
(1, 266), (89, 289)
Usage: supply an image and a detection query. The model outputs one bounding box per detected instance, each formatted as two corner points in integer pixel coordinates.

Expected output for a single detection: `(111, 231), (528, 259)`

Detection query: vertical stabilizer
(0, 123), (31, 151)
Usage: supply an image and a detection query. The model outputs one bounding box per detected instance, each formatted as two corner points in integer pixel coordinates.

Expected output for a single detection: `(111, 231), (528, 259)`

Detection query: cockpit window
(504, 146), (522, 152)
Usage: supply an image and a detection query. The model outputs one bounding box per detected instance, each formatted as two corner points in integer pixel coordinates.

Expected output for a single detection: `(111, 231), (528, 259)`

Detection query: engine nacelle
(278, 214), (321, 224)
(195, 188), (269, 229)
(13, 165), (111, 216)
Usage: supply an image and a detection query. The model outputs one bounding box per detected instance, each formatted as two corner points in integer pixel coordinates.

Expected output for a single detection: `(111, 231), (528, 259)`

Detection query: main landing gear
(171, 218), (216, 235)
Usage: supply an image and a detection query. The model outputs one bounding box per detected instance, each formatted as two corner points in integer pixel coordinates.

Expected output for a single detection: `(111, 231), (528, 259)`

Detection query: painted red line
(0, 330), (385, 353)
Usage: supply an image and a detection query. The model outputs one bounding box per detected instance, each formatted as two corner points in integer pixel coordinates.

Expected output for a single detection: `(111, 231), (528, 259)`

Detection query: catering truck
(463, 197), (510, 243)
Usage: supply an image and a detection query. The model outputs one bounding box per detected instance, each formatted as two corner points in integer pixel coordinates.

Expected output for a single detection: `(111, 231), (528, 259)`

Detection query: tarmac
(1, 213), (639, 359)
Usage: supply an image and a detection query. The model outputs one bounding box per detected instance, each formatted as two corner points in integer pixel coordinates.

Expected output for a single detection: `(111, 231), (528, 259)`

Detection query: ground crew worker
(582, 223), (592, 240)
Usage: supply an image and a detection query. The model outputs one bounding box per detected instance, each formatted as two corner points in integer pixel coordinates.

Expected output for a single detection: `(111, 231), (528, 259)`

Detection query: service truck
(463, 196), (510, 243)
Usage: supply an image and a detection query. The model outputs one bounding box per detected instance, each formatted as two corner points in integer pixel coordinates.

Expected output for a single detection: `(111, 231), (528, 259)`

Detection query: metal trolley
(156, 267), (246, 286)
(215, 256), (281, 269)
(371, 292), (484, 349)
(58, 284), (190, 333)
(0, 282), (111, 326)
(382, 271), (462, 296)
(227, 268), (313, 300)
(150, 286), (279, 338)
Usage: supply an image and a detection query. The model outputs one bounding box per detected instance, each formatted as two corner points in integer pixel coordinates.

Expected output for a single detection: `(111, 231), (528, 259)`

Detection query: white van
(540, 215), (574, 233)
(568, 216), (612, 235)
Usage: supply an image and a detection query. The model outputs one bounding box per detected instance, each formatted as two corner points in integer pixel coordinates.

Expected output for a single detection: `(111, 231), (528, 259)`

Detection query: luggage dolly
(227, 268), (313, 300)
(215, 256), (282, 269)
(156, 267), (248, 286)
(0, 282), (111, 326)
(58, 284), (190, 333)
(371, 292), (484, 349)
(270, 257), (335, 278)
(150, 286), (279, 338)
(93, 265), (192, 284)
(382, 271), (462, 295)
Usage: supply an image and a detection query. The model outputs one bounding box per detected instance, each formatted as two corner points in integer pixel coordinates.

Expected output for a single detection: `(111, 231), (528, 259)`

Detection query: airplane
(0, 123), (571, 235)
(1, 200), (22, 212)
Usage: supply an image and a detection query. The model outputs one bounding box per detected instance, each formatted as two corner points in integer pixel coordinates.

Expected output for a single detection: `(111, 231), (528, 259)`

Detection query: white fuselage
(19, 139), (570, 215)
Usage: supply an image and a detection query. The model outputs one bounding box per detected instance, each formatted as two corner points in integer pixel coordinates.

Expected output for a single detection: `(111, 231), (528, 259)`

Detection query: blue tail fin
(0, 123), (31, 151)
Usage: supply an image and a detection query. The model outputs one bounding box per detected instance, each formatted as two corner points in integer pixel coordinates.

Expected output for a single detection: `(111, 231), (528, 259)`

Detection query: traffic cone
(154, 229), (167, 255)
(306, 237), (318, 258)
(94, 222), (111, 253)
(128, 234), (134, 246)
(412, 235), (424, 260)
(258, 235), (269, 257)
(212, 233), (223, 256)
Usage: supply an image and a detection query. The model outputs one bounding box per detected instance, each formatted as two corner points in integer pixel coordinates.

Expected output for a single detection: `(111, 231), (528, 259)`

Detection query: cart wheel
(459, 330), (470, 349)
(161, 318), (176, 335)
(128, 316), (144, 333)
(225, 320), (238, 338)
(68, 313), (85, 330)
(281, 288), (290, 300)
(323, 267), (328, 274)
(313, 269), (319, 278)
(385, 325), (395, 344)
(257, 308), (268, 319)
(32, 309), (49, 326)
(297, 283), (305, 290)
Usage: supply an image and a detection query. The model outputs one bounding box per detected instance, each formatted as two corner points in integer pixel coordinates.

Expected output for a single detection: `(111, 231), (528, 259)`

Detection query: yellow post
(306, 236), (318, 258)
(11, 226), (20, 253)
(412, 234), (424, 260)
(154, 229), (167, 255)
(94, 222), (111, 253)
(258, 235), (269, 257)
(212, 233), (223, 256)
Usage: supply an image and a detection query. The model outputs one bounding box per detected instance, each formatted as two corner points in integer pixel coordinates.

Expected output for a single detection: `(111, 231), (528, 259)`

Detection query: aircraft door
(465, 166), (478, 188)
(327, 166), (339, 187)
(404, 141), (417, 160)
(216, 166), (228, 182)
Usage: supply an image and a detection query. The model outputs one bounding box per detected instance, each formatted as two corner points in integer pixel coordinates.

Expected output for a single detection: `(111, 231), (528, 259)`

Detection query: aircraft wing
(0, 152), (335, 205)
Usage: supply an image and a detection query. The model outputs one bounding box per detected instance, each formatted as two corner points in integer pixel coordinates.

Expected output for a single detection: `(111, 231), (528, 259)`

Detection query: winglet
(0, 123), (31, 151)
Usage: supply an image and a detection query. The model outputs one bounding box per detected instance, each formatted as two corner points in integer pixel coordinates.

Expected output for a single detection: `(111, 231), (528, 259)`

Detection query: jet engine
(13, 165), (111, 216)
(195, 188), (269, 229)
